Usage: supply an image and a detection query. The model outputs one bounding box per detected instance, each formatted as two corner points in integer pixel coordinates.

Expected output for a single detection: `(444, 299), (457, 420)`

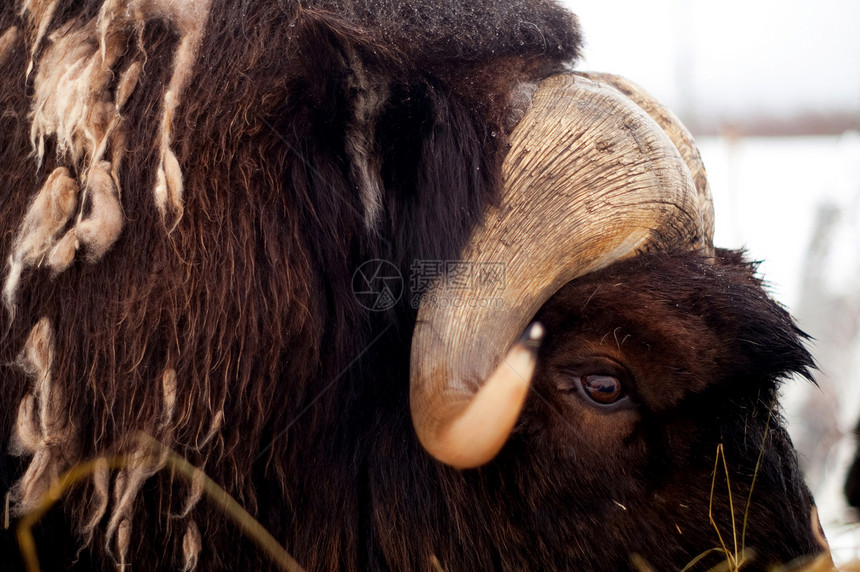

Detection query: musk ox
(0, 0), (826, 570)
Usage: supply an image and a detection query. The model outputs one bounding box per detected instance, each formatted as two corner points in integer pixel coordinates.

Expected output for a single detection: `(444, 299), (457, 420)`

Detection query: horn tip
(522, 321), (545, 348)
(420, 330), (540, 469)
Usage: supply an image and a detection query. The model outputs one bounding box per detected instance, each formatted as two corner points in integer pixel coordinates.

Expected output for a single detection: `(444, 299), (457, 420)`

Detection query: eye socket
(579, 374), (624, 405)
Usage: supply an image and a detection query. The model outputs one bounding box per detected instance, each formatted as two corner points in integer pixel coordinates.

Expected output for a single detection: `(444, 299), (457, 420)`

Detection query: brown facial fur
(511, 249), (818, 570)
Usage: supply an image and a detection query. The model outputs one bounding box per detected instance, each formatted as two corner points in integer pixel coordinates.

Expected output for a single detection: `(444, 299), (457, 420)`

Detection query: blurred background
(562, 0), (860, 562)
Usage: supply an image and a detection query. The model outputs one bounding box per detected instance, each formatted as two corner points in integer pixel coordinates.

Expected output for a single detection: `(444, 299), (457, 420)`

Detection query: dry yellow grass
(8, 433), (859, 572)
(11, 433), (304, 572)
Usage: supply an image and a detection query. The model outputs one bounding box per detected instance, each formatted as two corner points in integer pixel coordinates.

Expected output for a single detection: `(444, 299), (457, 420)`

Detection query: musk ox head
(507, 249), (820, 570)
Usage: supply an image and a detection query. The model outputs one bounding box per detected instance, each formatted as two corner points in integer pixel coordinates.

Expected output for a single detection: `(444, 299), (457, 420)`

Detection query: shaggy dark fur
(0, 1), (819, 571)
(0, 1), (579, 570)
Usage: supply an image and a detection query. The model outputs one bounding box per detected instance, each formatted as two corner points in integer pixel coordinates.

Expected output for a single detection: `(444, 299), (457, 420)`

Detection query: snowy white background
(562, 0), (860, 562)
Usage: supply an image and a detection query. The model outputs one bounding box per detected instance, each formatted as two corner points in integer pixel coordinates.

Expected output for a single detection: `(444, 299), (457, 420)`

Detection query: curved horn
(576, 71), (715, 248)
(410, 73), (708, 468)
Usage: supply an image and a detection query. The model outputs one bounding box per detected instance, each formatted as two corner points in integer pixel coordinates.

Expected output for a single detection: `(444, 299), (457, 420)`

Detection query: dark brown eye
(580, 374), (623, 404)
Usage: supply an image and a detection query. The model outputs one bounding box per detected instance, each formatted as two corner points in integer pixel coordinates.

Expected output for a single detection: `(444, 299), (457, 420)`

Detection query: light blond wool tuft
(3, 167), (78, 311)
(10, 318), (80, 515)
(75, 161), (124, 261)
(0, 26), (20, 68)
(105, 448), (161, 565)
(182, 520), (202, 572)
(30, 22), (115, 166)
(46, 229), (78, 273)
(19, 0), (60, 78)
(81, 458), (111, 547)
